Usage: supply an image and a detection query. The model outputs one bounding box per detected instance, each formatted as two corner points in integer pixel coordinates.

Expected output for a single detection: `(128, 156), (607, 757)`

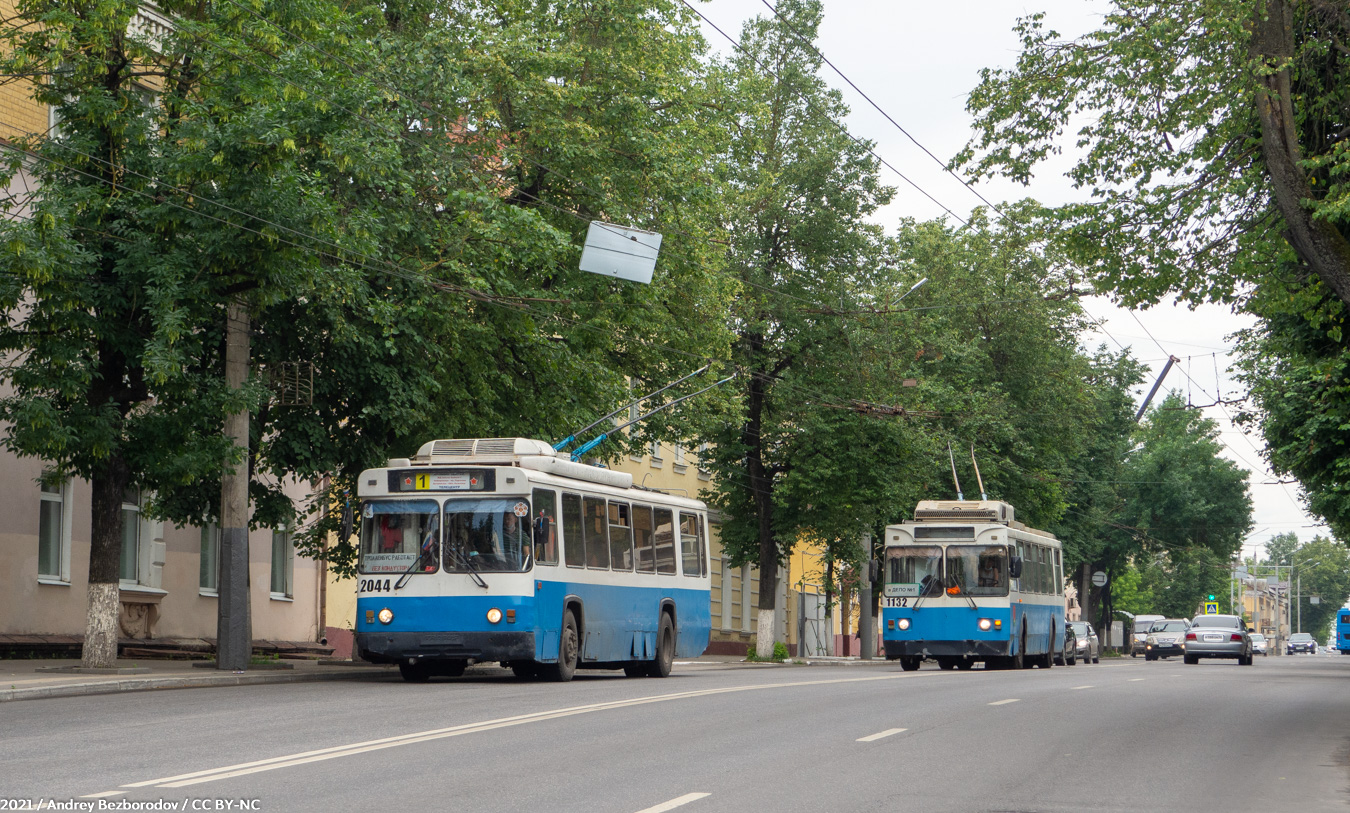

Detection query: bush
(745, 641), (790, 662)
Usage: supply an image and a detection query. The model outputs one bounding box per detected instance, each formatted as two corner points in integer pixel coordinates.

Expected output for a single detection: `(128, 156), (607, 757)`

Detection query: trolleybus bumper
(357, 631), (536, 664)
(883, 639), (1010, 660)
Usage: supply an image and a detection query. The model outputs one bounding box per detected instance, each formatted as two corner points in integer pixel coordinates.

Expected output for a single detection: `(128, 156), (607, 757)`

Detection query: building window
(271, 525), (293, 599)
(38, 474), (71, 582)
(119, 487), (141, 583)
(200, 523), (220, 594)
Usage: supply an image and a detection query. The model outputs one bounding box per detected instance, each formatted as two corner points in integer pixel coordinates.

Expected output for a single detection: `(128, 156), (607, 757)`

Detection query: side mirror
(340, 500), (354, 544)
(1008, 557), (1023, 579)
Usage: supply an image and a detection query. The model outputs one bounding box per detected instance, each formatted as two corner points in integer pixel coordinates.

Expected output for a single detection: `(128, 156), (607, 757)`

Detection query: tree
(1288, 536), (1350, 639)
(954, 0), (1350, 310)
(697, 0), (897, 659)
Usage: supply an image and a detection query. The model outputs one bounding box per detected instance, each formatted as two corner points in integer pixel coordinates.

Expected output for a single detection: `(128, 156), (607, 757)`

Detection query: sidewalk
(0, 653), (893, 703)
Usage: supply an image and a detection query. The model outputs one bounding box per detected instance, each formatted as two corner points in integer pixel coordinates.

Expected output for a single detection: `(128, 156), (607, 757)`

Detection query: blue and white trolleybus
(882, 500), (1065, 671)
(354, 437), (712, 682)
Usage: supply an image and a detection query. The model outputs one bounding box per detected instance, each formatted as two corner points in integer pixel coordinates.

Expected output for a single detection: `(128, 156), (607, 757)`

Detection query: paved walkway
(0, 654), (889, 702)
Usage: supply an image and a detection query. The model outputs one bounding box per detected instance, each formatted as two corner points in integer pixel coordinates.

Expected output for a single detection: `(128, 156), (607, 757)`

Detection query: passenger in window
(533, 509), (555, 560)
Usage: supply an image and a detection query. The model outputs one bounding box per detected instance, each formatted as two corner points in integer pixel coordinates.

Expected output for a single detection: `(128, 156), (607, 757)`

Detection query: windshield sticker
(513, 501), (529, 517)
(886, 583), (920, 598)
(363, 552), (419, 573)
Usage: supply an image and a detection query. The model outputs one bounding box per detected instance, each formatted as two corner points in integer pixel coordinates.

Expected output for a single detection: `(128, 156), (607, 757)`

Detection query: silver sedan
(1183, 614), (1253, 665)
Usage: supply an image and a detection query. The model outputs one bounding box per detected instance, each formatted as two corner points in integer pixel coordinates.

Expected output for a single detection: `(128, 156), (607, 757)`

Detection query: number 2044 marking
(359, 578), (392, 593)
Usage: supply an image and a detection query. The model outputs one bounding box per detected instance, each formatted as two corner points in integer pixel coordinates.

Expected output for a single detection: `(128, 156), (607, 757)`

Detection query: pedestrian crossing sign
(1204, 601), (1219, 614)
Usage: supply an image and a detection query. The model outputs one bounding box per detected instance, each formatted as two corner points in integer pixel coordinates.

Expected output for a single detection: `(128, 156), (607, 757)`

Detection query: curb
(0, 666), (396, 703)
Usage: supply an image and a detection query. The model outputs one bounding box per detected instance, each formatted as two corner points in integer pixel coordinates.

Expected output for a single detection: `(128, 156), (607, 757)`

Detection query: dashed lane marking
(857, 728), (907, 742)
(635, 792), (710, 813)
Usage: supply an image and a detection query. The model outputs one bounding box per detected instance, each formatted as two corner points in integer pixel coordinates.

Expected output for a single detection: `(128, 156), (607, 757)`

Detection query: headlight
(978, 618), (992, 631)
(486, 607), (503, 624)
(377, 608), (394, 625)
(1146, 636), (1156, 644)
(897, 618), (911, 631)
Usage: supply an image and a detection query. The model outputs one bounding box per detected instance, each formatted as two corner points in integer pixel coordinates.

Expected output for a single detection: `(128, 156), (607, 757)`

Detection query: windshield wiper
(452, 548), (489, 590)
(395, 518), (440, 590)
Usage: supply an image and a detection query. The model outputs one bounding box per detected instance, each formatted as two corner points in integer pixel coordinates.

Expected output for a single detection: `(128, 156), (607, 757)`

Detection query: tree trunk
(83, 457), (131, 668)
(745, 354), (780, 658)
(1251, 0), (1350, 305)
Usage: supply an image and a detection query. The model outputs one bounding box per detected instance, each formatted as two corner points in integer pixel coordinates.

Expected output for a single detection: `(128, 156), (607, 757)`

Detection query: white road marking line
(857, 728), (907, 742)
(1129, 678), (1145, 682)
(988, 698), (1020, 706)
(122, 672), (933, 789)
(79, 791), (126, 799)
(635, 792), (710, 813)
(1070, 685), (1093, 690)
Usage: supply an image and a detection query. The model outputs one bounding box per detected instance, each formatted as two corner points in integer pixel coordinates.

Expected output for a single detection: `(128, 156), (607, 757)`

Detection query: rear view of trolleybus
(354, 438), (712, 682)
(882, 500), (1065, 672)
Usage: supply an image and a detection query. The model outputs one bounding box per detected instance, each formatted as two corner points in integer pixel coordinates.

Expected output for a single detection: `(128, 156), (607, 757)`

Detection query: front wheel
(1184, 654), (1198, 665)
(399, 662), (431, 683)
(899, 657), (921, 671)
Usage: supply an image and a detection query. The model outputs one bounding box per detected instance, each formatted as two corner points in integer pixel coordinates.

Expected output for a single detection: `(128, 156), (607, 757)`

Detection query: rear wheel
(937, 657), (956, 670)
(899, 657), (921, 671)
(956, 658), (974, 670)
(1184, 653), (1198, 665)
(545, 610), (579, 682)
(646, 613), (675, 678)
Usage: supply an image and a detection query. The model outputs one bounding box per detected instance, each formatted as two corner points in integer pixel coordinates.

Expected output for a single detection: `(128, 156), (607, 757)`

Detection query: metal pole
(859, 533), (874, 660)
(218, 299), (252, 671)
(1298, 569), (1302, 634)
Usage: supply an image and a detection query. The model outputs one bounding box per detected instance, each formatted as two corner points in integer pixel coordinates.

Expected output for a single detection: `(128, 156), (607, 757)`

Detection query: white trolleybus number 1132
(354, 437), (712, 683)
(882, 500), (1066, 672)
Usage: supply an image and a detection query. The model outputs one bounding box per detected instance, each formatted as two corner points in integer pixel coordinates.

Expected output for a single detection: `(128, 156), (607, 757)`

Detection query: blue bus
(354, 437), (711, 682)
(1336, 609), (1350, 654)
(882, 500), (1065, 671)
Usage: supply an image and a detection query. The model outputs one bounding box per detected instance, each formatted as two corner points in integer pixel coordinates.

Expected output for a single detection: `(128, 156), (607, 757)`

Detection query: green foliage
(954, 0), (1350, 308)
(745, 641), (789, 662)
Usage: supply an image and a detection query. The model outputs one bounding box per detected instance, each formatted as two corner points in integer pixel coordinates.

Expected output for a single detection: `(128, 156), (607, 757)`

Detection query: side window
(633, 504), (655, 573)
(1038, 546), (1047, 594)
(200, 523), (220, 593)
(583, 496), (609, 569)
(1014, 541), (1024, 592)
(562, 493), (585, 568)
(679, 512), (702, 576)
(609, 502), (633, 571)
(653, 508), (677, 574)
(1054, 548), (1062, 595)
(270, 524), (293, 598)
(532, 489), (559, 566)
(119, 487), (142, 583)
(38, 474), (71, 582)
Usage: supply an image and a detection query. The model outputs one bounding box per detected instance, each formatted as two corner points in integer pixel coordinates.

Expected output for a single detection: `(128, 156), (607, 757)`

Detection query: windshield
(1133, 620), (1157, 634)
(1069, 622), (1090, 636)
(360, 500), (440, 575)
(886, 546), (944, 596)
(1290, 633), (1313, 641)
(1191, 615), (1240, 628)
(1250, 634), (1265, 641)
(443, 498), (533, 573)
(1151, 621), (1188, 633)
(945, 545), (1009, 597)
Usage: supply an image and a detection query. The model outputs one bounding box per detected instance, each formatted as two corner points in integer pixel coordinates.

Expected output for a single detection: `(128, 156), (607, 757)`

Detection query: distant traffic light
(1207, 594), (1216, 601)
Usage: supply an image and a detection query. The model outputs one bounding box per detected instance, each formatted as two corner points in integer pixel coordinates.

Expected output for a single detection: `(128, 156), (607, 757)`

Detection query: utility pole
(859, 533), (874, 660)
(217, 299), (251, 671)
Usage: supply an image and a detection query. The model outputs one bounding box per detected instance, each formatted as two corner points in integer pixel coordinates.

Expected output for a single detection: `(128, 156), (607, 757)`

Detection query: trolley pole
(217, 299), (252, 671)
(859, 533), (875, 660)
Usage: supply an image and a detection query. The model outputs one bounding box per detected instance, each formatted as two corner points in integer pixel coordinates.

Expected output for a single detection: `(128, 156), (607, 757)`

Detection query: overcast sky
(693, 0), (1322, 558)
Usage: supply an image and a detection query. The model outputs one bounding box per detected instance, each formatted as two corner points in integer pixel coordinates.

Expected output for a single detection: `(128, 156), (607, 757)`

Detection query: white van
(1131, 614), (1165, 656)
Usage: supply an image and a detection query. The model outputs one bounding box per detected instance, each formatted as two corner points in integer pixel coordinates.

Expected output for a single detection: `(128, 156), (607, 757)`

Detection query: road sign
(1204, 601), (1219, 614)
(1091, 571), (1107, 587)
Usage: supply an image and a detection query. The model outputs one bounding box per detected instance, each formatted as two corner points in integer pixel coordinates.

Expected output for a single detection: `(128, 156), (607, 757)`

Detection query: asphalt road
(4, 653), (1349, 813)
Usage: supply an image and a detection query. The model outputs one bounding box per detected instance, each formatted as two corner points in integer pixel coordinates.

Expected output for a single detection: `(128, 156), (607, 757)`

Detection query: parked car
(1184, 614), (1253, 665)
(1144, 619), (1190, 660)
(1287, 632), (1318, 654)
(1249, 633), (1268, 656)
(1055, 624), (1078, 666)
(1131, 614), (1165, 656)
(1068, 620), (1100, 664)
